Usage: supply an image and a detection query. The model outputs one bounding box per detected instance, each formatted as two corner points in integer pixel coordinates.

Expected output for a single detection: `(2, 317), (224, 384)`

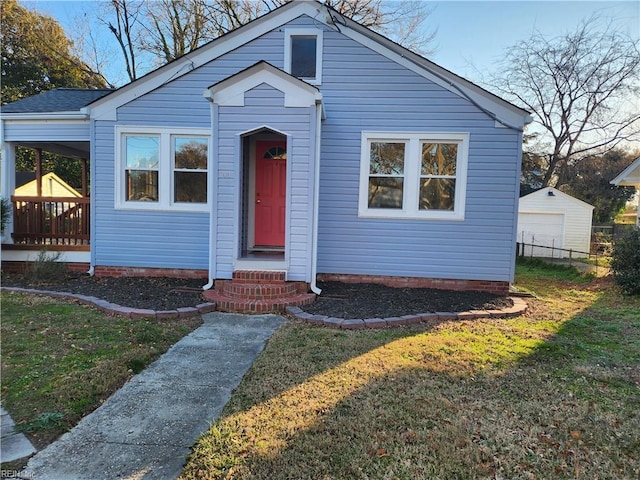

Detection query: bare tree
(134, 0), (436, 65)
(325, 0), (435, 54)
(105, 0), (144, 82)
(489, 17), (640, 187)
(140, 0), (212, 63)
(69, 10), (118, 88)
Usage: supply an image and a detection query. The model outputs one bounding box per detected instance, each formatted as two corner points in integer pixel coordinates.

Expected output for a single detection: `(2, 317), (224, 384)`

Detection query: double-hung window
(116, 127), (210, 211)
(284, 28), (323, 85)
(359, 132), (469, 220)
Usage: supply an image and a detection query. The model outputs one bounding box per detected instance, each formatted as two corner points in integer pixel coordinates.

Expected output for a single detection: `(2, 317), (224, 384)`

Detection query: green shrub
(26, 249), (67, 284)
(18, 411), (66, 433)
(610, 226), (640, 295)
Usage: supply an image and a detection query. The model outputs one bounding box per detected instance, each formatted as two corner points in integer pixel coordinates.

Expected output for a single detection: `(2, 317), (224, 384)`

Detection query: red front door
(254, 140), (286, 248)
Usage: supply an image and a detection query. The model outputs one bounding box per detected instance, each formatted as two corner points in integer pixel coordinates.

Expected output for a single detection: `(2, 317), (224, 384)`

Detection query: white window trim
(115, 126), (211, 212)
(358, 132), (469, 220)
(284, 28), (323, 85)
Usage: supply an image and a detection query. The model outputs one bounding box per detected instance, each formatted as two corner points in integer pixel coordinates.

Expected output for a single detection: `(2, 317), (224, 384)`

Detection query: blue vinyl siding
(93, 14), (522, 283)
(4, 121), (90, 141)
(315, 22), (522, 282)
(92, 121), (209, 270)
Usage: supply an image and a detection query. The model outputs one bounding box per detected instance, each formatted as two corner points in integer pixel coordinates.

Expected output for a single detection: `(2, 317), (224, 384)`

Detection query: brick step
(232, 270), (286, 283)
(202, 290), (316, 314)
(222, 282), (298, 299)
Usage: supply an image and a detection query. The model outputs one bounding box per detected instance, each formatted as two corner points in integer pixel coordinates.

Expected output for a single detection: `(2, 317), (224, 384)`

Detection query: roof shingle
(1, 88), (113, 113)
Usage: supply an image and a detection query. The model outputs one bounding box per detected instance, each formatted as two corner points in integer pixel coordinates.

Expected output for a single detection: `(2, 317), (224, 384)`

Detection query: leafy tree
(14, 148), (87, 194)
(520, 133), (547, 195)
(0, 0), (106, 103)
(1, 0), (102, 190)
(611, 226), (640, 295)
(489, 17), (640, 188)
(557, 150), (637, 223)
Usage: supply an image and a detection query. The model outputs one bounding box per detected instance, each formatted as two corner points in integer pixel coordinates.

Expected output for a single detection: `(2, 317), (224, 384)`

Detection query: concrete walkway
(20, 313), (286, 480)
(1, 403), (37, 463)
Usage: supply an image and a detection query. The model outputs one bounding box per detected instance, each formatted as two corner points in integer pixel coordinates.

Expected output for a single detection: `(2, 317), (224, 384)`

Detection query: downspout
(202, 92), (217, 290)
(310, 100), (323, 295)
(85, 110), (96, 276)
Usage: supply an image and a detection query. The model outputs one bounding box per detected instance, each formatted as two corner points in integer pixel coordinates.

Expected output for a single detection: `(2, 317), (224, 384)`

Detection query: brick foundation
(1, 261), (90, 274)
(317, 273), (510, 295)
(93, 266), (208, 279)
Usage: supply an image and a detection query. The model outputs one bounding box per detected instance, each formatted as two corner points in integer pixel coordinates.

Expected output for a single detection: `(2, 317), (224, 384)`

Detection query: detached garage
(518, 187), (594, 258)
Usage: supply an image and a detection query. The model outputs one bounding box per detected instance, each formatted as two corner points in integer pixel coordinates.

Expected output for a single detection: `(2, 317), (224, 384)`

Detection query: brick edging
(1, 287), (528, 325)
(0, 287), (216, 319)
(285, 297), (528, 329)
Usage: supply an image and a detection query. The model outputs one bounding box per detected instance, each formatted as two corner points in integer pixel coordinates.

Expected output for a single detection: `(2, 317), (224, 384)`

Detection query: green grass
(0, 292), (201, 455)
(181, 267), (639, 480)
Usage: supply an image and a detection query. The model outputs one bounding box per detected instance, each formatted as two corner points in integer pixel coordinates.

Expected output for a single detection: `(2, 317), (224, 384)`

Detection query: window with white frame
(359, 132), (469, 220)
(116, 127), (209, 211)
(284, 28), (323, 85)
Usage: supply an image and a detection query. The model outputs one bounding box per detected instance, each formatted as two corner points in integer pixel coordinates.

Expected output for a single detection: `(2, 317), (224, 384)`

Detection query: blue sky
(24, 0), (640, 86)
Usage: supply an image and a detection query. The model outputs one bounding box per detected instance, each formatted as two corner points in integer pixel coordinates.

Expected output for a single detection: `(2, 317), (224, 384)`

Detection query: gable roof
(87, 0), (531, 128)
(2, 88), (113, 114)
(610, 157), (640, 186)
(205, 61), (322, 107)
(520, 187), (594, 211)
(14, 172), (82, 197)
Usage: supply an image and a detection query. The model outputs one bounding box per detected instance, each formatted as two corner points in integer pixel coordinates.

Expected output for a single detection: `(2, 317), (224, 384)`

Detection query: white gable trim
(85, 0), (529, 127)
(86, 1), (324, 121)
(204, 62), (322, 107)
(611, 157), (640, 186)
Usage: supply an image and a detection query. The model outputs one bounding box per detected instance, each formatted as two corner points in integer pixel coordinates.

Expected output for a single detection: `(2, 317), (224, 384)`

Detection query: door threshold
(249, 247), (284, 253)
(234, 257), (288, 271)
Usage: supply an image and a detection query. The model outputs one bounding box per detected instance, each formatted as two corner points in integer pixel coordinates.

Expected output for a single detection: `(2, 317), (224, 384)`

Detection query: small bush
(610, 226), (640, 295)
(18, 411), (66, 433)
(26, 249), (68, 284)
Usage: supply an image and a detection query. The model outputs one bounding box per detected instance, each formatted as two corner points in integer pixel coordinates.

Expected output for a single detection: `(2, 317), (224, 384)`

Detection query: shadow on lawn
(182, 282), (640, 480)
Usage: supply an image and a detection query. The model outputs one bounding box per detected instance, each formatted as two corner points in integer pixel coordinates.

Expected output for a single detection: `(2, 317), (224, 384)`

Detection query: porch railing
(10, 196), (90, 246)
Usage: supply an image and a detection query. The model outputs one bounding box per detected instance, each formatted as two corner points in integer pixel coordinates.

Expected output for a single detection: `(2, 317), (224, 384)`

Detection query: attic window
(285, 28), (323, 85)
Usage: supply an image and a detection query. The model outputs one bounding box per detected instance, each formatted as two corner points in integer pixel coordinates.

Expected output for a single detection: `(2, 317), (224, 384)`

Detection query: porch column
(35, 148), (43, 197)
(81, 158), (88, 197)
(1, 141), (16, 242)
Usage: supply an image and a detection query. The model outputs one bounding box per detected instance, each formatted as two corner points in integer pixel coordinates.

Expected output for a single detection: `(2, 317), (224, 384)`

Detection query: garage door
(518, 213), (564, 257)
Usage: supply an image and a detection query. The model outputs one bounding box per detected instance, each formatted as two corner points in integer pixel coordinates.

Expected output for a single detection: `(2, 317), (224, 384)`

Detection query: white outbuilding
(518, 187), (594, 258)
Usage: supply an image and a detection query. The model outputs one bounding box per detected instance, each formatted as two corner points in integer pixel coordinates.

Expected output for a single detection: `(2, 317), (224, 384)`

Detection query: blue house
(1, 1), (531, 311)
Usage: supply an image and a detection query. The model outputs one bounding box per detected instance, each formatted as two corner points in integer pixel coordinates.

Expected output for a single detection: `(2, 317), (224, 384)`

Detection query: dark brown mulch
(1, 274), (513, 318)
(303, 281), (513, 319)
(1, 273), (207, 311)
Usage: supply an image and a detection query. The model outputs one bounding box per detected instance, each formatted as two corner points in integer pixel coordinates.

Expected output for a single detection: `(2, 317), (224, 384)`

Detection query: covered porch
(8, 144), (90, 249)
(1, 88), (112, 265)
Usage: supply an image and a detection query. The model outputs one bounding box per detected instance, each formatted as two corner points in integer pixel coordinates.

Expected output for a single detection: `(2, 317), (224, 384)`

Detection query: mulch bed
(305, 281), (513, 319)
(1, 273), (513, 318)
(1, 273), (206, 311)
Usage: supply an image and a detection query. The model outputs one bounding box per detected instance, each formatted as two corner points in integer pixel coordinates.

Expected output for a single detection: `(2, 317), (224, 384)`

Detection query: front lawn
(181, 261), (639, 479)
(0, 292), (201, 455)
